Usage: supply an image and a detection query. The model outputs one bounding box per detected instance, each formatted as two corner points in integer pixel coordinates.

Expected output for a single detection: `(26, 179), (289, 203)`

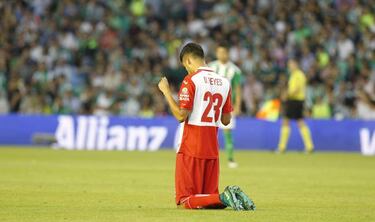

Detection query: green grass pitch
(0, 147), (374, 222)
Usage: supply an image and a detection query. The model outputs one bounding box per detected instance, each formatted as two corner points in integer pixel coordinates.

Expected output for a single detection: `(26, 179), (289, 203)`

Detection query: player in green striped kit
(209, 43), (242, 168)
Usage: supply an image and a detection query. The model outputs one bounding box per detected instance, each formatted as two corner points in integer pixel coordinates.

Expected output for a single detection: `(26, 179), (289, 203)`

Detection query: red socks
(181, 194), (226, 209)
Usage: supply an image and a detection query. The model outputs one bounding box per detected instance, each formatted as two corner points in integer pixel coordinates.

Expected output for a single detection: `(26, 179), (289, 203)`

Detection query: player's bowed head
(179, 42), (206, 74)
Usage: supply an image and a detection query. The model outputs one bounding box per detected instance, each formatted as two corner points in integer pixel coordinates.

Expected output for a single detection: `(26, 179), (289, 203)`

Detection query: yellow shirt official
(288, 69), (306, 101)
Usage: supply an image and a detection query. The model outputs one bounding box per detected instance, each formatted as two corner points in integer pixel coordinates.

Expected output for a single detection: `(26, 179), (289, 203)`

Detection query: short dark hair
(179, 42), (205, 62)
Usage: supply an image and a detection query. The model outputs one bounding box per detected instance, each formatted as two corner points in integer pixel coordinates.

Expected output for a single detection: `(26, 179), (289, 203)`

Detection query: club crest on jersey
(179, 87), (189, 101)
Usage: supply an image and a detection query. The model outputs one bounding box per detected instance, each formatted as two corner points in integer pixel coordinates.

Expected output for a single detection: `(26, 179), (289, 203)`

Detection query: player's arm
(163, 91), (190, 122)
(234, 84), (241, 115)
(233, 72), (242, 115)
(221, 88), (233, 126)
(158, 77), (191, 122)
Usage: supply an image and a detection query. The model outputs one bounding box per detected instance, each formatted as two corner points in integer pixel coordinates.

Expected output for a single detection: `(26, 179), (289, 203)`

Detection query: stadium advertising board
(0, 115), (374, 155)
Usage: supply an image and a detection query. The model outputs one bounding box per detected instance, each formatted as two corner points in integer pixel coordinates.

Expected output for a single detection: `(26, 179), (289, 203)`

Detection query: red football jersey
(177, 67), (233, 159)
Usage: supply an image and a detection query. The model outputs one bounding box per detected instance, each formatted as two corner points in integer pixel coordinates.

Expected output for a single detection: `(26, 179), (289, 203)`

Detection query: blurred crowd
(0, 0), (374, 119)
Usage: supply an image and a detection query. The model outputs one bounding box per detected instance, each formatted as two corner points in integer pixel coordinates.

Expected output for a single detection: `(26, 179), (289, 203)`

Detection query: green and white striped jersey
(208, 60), (242, 100)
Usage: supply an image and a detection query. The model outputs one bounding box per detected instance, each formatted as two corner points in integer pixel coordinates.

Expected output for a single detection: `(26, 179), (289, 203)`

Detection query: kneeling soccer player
(158, 42), (255, 210)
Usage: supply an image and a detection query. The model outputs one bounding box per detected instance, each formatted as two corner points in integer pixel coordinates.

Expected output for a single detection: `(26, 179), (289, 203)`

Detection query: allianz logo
(54, 116), (168, 151)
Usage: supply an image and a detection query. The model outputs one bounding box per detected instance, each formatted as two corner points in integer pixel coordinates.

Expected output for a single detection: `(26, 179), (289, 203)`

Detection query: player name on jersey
(203, 76), (223, 86)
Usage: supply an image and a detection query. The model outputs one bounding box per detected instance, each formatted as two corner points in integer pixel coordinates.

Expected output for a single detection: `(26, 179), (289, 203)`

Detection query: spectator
(0, 91), (9, 113)
(311, 96), (332, 119)
(139, 95), (154, 118)
(243, 74), (263, 115)
(94, 89), (114, 116)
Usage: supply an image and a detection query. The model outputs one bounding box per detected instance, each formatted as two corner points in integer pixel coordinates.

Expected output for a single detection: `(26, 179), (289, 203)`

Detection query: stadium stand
(0, 0), (374, 118)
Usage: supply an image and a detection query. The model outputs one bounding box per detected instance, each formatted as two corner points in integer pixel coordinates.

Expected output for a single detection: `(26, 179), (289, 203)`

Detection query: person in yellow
(278, 59), (314, 153)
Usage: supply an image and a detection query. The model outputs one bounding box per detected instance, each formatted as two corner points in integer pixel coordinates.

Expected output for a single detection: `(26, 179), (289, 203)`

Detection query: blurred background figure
(278, 60), (314, 153)
(209, 43), (242, 168)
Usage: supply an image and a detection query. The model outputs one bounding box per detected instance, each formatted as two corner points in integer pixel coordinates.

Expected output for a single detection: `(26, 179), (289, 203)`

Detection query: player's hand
(158, 77), (170, 95)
